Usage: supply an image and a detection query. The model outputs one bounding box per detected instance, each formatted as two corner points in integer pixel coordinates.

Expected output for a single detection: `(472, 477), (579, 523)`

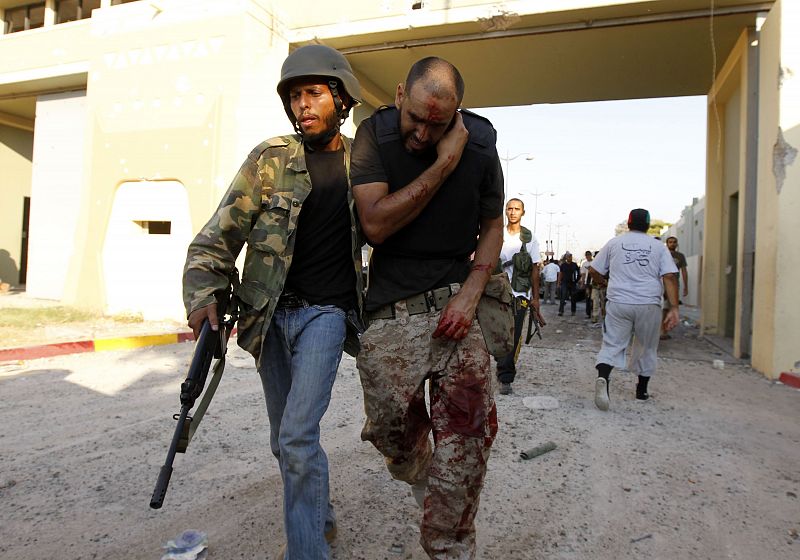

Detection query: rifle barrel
(150, 405), (190, 509)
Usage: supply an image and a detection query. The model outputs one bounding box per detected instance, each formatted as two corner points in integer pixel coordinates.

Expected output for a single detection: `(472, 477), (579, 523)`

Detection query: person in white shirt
(496, 198), (545, 395)
(542, 259), (560, 304)
(588, 208), (679, 410)
(579, 250), (594, 318)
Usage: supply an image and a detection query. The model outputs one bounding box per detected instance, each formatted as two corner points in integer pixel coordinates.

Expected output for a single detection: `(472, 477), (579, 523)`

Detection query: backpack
(504, 227), (534, 293)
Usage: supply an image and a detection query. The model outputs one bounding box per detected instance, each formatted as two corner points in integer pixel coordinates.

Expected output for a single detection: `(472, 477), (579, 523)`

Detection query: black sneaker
(499, 382), (513, 395)
(635, 387), (650, 401)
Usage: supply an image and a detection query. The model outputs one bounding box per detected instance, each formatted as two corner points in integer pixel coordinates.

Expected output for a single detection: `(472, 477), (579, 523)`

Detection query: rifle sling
(186, 328), (229, 446)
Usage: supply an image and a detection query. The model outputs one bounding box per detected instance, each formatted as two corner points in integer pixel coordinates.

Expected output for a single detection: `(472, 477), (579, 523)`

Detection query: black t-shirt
(283, 146), (355, 310)
(560, 261), (580, 285)
(350, 107), (504, 310)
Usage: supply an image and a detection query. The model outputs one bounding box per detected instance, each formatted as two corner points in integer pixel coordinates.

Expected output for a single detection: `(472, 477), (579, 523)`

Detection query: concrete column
(733, 27), (759, 359)
(752, 0), (800, 378)
(45, 0), (56, 26)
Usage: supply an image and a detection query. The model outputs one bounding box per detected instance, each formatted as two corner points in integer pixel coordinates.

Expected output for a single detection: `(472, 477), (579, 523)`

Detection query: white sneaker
(594, 377), (609, 411)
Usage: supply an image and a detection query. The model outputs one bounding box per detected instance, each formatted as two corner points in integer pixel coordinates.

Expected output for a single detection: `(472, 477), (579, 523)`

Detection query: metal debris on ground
(630, 533), (653, 543)
(520, 441), (557, 460)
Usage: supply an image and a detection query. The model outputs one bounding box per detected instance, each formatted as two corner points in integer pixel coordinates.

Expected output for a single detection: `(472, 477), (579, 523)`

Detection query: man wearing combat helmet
(182, 44), (363, 559)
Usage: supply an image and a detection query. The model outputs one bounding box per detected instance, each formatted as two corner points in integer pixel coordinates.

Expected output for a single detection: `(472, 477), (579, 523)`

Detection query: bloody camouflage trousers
(357, 300), (498, 559)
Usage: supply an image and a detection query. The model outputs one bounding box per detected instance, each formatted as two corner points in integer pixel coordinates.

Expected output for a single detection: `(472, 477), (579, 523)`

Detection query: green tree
(614, 219), (672, 237)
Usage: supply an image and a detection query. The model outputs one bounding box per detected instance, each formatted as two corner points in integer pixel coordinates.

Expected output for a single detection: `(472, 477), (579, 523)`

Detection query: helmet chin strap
(294, 80), (348, 151)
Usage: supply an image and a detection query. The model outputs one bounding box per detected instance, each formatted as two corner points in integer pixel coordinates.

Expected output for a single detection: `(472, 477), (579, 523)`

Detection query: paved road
(1, 302), (798, 559)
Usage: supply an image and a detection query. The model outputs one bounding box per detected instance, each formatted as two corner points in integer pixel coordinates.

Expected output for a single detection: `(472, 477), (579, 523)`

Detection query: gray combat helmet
(277, 44), (362, 129)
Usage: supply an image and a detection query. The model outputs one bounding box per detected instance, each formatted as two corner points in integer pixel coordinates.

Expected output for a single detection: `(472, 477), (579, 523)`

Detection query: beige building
(1, 0), (797, 380)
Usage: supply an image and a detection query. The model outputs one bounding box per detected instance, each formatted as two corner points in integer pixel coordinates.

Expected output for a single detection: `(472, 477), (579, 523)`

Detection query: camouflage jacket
(183, 134), (363, 362)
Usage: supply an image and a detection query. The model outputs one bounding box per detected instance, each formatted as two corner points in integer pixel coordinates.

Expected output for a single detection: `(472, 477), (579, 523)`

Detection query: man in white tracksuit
(588, 208), (679, 410)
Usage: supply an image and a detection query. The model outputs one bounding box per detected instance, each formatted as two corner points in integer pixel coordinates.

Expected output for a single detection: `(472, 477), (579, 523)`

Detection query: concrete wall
(702, 28), (761, 354)
(752, 0), (800, 379)
(26, 90), (88, 300)
(0, 124), (33, 287)
(49, 0), (292, 318)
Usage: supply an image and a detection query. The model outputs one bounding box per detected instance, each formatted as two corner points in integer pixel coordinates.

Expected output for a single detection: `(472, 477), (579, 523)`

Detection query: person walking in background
(557, 252), (580, 316)
(579, 250), (594, 319)
(542, 259), (560, 304)
(182, 45), (363, 560)
(349, 56), (504, 558)
(589, 208), (679, 411)
(661, 236), (688, 340)
(496, 198), (545, 395)
(589, 251), (605, 324)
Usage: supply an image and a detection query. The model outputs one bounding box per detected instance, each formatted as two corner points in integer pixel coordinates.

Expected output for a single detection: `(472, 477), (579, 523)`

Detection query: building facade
(1, 0), (797, 380)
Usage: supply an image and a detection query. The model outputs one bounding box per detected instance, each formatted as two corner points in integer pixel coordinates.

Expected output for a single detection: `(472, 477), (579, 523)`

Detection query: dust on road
(1, 303), (798, 559)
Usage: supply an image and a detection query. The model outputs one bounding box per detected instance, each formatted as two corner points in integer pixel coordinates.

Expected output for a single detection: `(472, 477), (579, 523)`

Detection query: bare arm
(662, 273), (680, 331)
(432, 215), (504, 340)
(588, 267), (607, 287)
(353, 113), (469, 245)
(681, 266), (688, 297)
(530, 265), (540, 305)
(530, 263), (546, 327)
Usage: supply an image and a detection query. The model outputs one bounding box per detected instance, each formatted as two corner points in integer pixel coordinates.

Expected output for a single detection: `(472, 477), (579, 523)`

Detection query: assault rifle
(150, 275), (239, 509)
(525, 303), (542, 344)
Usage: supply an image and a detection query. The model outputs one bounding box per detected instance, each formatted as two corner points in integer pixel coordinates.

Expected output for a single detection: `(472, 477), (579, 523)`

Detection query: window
(135, 221), (172, 235)
(4, 3), (45, 34)
(57, 0), (102, 24)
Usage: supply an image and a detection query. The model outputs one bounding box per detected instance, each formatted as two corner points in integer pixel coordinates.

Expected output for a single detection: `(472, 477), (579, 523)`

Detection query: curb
(779, 372), (800, 389)
(0, 331), (196, 363)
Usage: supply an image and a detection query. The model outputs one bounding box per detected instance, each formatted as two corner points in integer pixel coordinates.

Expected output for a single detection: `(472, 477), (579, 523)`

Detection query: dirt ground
(1, 297), (799, 560)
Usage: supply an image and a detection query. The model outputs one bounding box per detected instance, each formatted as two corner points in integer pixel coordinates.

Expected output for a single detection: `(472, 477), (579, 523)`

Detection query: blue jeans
(257, 304), (346, 560)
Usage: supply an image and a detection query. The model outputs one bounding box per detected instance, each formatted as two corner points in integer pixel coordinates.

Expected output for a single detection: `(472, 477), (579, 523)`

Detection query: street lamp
(530, 188), (556, 238)
(546, 211), (565, 259)
(499, 149), (534, 199)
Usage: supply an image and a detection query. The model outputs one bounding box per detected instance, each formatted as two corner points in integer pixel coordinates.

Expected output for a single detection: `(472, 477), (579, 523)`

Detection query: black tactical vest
(372, 106), (499, 259)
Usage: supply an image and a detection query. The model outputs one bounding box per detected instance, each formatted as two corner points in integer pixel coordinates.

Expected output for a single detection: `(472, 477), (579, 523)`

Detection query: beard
(401, 129), (434, 155)
(301, 109), (340, 148)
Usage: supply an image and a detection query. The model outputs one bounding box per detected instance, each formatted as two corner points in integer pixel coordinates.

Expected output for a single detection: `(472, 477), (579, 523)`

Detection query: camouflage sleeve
(183, 150), (264, 317)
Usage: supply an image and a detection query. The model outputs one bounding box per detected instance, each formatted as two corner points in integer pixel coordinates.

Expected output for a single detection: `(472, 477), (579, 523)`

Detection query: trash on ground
(712, 359), (725, 369)
(520, 441), (557, 460)
(523, 396), (559, 410)
(630, 533), (653, 543)
(161, 530), (208, 560)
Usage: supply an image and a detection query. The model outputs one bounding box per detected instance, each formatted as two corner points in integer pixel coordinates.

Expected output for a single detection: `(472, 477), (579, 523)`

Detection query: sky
(475, 96), (708, 257)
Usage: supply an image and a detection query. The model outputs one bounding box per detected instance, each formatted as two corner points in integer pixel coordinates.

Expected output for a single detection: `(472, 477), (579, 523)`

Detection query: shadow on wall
(0, 249), (19, 288)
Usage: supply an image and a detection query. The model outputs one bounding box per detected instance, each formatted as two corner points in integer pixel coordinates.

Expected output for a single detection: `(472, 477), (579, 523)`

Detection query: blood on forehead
(425, 99), (444, 123)
(405, 84), (456, 125)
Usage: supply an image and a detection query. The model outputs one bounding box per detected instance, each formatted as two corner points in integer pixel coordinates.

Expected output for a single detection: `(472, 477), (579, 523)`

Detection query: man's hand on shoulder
(188, 303), (218, 339)
(436, 112), (469, 175)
